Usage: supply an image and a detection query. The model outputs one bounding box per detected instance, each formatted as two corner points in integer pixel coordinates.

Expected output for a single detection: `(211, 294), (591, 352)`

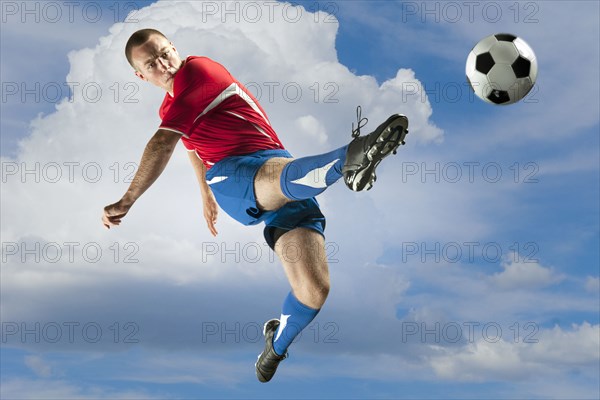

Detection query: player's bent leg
(281, 107), (410, 195)
(254, 157), (294, 211)
(255, 149), (347, 210)
(255, 227), (329, 383)
(278, 146), (348, 201)
(255, 107), (410, 209)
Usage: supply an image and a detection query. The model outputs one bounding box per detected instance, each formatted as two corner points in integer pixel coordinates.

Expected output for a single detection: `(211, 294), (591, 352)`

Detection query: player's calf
(255, 229), (328, 382)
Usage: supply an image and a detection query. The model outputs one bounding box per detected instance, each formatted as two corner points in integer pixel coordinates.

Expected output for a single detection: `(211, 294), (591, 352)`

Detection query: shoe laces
(351, 105), (368, 138)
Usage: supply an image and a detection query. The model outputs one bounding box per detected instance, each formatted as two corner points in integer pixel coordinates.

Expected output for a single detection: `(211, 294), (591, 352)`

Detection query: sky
(1, 1), (599, 399)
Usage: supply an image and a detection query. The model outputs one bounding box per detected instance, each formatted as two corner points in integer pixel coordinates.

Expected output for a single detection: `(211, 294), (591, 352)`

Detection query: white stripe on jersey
(224, 111), (278, 143)
(224, 110), (245, 120)
(253, 123), (279, 144)
(158, 127), (189, 138)
(194, 82), (271, 126)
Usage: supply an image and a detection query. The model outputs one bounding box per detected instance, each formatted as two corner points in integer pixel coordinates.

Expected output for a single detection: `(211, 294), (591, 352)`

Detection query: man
(102, 28), (408, 383)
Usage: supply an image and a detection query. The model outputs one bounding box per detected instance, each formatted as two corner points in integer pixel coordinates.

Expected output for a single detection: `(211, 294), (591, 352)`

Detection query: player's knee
(319, 281), (330, 302)
(257, 157), (291, 182)
(311, 277), (330, 306)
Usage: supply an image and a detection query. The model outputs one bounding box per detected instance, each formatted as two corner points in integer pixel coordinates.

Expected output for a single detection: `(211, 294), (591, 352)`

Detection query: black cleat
(255, 319), (287, 383)
(342, 106), (409, 191)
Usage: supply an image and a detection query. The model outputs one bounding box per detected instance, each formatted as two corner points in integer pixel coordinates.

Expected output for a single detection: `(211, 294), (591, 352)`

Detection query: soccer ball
(466, 33), (538, 105)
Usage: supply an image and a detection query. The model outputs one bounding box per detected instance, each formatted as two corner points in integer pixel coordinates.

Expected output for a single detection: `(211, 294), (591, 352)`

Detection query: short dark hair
(125, 28), (168, 69)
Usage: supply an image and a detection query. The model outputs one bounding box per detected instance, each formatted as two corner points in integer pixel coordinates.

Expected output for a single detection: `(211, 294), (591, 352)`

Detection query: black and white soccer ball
(466, 33), (538, 105)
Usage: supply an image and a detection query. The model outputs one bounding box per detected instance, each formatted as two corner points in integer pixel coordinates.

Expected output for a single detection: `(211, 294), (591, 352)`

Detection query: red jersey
(159, 56), (284, 169)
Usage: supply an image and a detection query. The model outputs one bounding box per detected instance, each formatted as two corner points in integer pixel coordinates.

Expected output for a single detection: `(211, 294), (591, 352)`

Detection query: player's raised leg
(255, 227), (329, 382)
(254, 108), (409, 211)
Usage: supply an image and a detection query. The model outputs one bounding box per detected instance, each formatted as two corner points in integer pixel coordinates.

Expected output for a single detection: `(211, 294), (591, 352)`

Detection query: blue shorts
(206, 149), (326, 249)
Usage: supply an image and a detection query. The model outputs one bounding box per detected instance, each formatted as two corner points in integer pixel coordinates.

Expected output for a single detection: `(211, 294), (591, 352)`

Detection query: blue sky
(1, 1), (599, 399)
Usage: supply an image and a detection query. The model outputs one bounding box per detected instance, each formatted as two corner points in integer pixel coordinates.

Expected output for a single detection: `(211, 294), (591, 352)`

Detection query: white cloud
(294, 115), (328, 145)
(429, 322), (600, 382)
(585, 276), (600, 292)
(1, 2), (119, 158)
(115, 350), (257, 386)
(490, 253), (564, 290)
(387, 254), (597, 335)
(430, 339), (529, 381)
(524, 322), (600, 365)
(24, 355), (52, 378)
(0, 378), (160, 400)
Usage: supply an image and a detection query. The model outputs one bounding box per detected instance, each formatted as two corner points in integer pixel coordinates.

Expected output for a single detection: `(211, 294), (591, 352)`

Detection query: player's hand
(102, 199), (132, 229)
(202, 190), (219, 237)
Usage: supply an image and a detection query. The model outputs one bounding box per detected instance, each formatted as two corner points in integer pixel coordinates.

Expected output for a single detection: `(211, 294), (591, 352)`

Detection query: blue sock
(280, 145), (348, 201)
(272, 291), (320, 356)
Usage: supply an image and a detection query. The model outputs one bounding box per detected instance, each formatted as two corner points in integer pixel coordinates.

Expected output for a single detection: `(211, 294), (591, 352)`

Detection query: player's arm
(187, 151), (219, 237)
(102, 129), (181, 229)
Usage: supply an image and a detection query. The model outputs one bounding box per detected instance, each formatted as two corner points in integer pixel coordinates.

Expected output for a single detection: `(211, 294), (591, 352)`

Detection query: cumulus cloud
(430, 339), (529, 381)
(24, 355), (52, 378)
(490, 253), (564, 290)
(0, 378), (160, 400)
(584, 276), (600, 292)
(429, 322), (600, 382)
(524, 322), (600, 365)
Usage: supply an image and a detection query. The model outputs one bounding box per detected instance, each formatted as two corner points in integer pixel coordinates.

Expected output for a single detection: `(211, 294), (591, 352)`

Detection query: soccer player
(102, 28), (408, 382)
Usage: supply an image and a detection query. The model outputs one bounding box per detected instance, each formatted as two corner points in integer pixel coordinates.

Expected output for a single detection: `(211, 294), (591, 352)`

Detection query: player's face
(131, 34), (183, 94)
